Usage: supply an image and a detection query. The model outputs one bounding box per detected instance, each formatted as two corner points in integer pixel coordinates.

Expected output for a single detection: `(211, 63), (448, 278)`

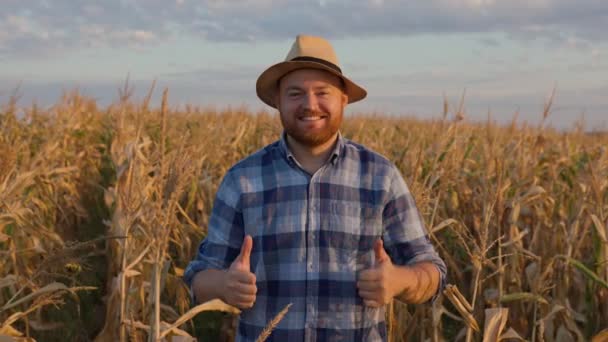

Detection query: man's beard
(280, 109), (342, 147)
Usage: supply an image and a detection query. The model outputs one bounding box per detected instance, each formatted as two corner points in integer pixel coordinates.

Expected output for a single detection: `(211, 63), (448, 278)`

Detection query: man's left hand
(356, 239), (403, 307)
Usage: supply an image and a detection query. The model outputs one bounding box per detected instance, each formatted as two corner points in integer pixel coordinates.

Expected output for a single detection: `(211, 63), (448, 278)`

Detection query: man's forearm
(191, 269), (226, 304)
(394, 262), (441, 304)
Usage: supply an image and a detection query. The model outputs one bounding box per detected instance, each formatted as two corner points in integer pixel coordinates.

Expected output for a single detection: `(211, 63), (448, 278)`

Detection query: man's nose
(302, 92), (319, 111)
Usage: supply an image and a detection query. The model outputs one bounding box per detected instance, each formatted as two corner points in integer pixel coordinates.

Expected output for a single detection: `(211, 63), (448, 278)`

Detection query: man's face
(275, 68), (348, 147)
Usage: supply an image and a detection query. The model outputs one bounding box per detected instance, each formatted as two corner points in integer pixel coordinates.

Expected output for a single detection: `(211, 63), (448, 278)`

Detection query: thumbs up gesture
(356, 239), (399, 307)
(222, 235), (257, 309)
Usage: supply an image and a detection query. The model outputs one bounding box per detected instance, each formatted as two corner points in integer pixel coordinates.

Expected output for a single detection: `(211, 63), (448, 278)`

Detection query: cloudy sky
(1, 0), (606, 130)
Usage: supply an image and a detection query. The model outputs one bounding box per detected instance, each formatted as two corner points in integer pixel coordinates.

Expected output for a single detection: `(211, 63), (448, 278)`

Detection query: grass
(0, 89), (607, 341)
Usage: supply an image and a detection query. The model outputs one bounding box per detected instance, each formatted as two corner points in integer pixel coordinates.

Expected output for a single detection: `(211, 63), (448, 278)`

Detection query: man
(184, 35), (446, 341)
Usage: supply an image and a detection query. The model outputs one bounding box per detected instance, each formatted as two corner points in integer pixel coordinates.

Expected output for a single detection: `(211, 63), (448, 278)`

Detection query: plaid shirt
(184, 133), (446, 342)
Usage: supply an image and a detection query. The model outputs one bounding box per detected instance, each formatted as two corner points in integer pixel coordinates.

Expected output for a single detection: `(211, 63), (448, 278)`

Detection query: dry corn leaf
(522, 185), (546, 201)
(500, 328), (525, 341)
(592, 329), (608, 342)
(122, 319), (148, 330)
(443, 285), (479, 332)
(158, 299), (240, 339)
(160, 322), (192, 337)
(431, 218), (458, 234)
(0, 324), (23, 337)
(482, 308), (508, 342)
(1, 283), (95, 312)
(1, 283), (69, 312)
(123, 269), (141, 278)
(555, 325), (574, 342)
(0, 276), (17, 290)
(29, 236), (47, 254)
(541, 304), (566, 322)
(591, 214), (607, 243)
(509, 203), (521, 224)
(560, 305), (585, 341)
(538, 304), (566, 341)
(0, 311), (29, 337)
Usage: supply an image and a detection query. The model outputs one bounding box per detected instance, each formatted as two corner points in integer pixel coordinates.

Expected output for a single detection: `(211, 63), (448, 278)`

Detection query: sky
(1, 0), (606, 130)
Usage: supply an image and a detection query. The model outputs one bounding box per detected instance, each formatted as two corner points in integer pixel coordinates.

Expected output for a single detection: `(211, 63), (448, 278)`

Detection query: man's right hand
(222, 235), (257, 309)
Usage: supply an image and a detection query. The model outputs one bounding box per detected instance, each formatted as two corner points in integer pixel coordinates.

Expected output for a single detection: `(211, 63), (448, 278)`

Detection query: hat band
(290, 56), (342, 74)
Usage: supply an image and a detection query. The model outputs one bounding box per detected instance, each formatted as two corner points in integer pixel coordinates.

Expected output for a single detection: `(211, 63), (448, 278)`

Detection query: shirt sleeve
(183, 170), (245, 302)
(381, 164), (447, 302)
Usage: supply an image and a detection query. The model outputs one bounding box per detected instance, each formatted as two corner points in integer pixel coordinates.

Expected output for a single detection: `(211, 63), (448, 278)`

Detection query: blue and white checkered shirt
(184, 133), (446, 341)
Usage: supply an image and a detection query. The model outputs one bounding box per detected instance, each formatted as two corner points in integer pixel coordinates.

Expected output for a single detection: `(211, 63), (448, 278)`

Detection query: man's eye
(288, 92), (300, 97)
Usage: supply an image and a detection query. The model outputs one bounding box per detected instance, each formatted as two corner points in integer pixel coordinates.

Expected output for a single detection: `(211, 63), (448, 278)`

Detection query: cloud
(1, 0), (606, 58)
(163, 65), (259, 82)
(0, 1), (173, 58)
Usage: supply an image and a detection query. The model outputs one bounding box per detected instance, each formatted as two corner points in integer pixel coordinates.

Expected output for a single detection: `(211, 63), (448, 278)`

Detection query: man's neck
(286, 133), (338, 175)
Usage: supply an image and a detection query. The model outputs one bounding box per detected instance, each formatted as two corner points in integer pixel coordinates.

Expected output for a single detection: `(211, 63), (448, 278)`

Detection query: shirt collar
(279, 131), (344, 166)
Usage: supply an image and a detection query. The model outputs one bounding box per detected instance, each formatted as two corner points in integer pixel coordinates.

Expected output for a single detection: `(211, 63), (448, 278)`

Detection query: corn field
(1, 89), (607, 341)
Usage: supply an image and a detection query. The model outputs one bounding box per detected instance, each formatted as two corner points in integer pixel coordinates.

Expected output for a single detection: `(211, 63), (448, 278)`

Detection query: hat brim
(256, 60), (367, 108)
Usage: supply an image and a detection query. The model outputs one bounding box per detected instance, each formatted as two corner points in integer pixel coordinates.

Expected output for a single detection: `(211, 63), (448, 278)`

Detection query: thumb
(374, 239), (390, 265)
(232, 235), (253, 270)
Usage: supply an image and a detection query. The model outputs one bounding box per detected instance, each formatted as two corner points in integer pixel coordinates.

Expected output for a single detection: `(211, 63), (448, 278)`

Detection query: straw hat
(256, 35), (367, 108)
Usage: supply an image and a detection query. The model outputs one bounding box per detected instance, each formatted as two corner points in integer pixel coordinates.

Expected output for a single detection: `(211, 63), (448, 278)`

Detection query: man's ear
(339, 79), (348, 106)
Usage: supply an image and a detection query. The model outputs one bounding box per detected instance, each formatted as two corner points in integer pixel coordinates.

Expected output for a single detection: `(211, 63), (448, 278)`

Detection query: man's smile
(299, 116), (327, 121)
